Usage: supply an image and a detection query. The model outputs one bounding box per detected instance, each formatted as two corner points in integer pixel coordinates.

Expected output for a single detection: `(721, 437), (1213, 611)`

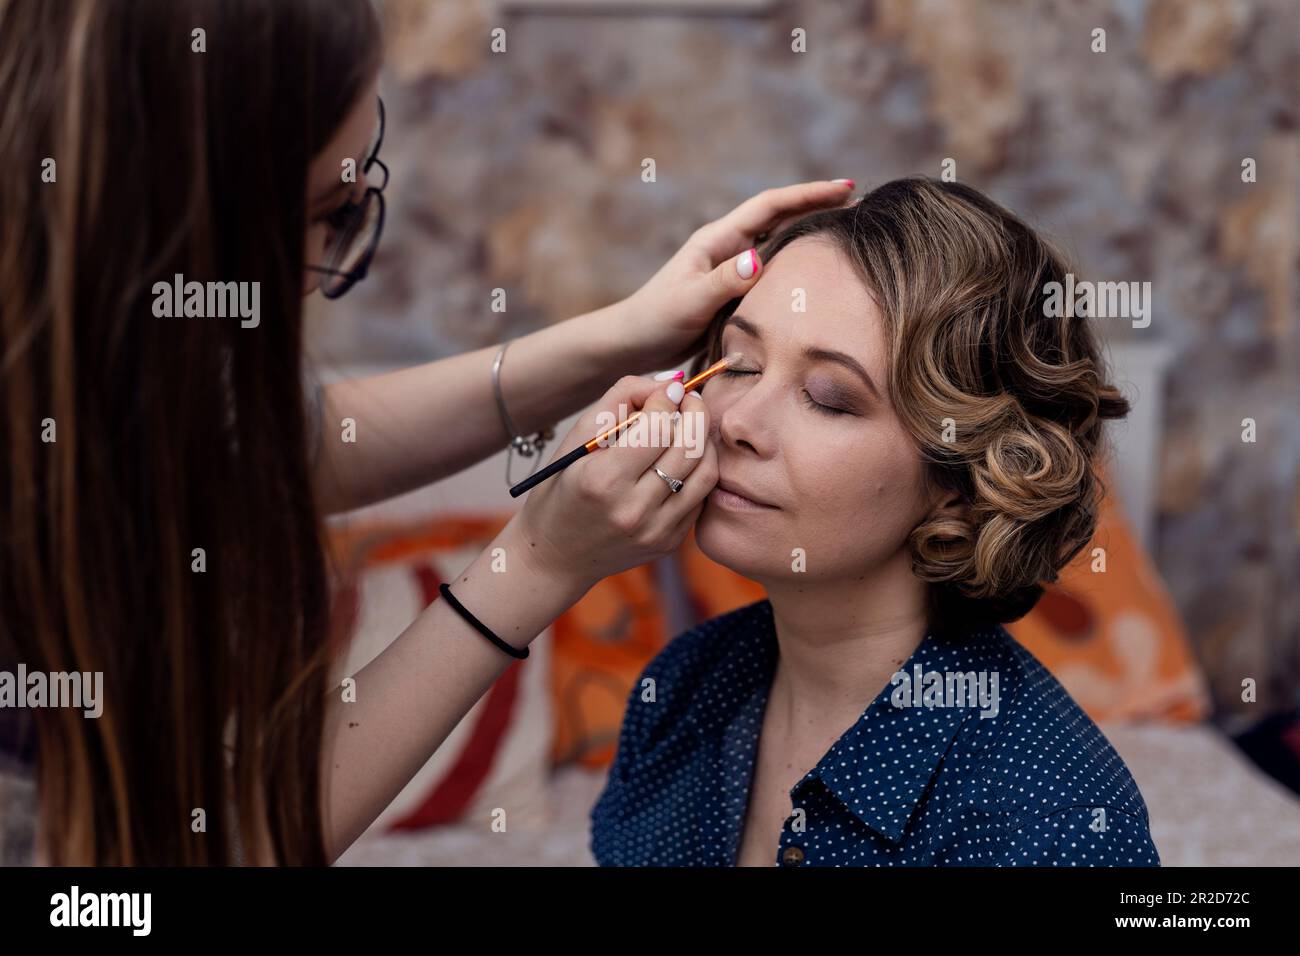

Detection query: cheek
(784, 425), (930, 560)
(302, 223), (328, 295)
(702, 387), (726, 435)
(305, 221), (328, 263)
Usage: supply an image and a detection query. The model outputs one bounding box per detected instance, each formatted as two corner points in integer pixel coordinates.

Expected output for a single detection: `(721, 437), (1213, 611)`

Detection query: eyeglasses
(306, 96), (389, 299)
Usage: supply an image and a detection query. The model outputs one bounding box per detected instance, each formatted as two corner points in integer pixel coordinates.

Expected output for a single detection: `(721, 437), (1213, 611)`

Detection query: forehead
(730, 236), (886, 373)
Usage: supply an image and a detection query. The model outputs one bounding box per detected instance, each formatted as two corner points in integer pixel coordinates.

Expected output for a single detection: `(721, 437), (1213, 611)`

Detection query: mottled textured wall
(307, 0), (1300, 719)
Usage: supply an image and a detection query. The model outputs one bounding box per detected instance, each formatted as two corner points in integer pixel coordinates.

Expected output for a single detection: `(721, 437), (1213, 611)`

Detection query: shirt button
(781, 845), (805, 866)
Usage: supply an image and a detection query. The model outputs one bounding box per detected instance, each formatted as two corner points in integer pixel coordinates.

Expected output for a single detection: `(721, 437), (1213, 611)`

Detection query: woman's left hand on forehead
(618, 180), (856, 371)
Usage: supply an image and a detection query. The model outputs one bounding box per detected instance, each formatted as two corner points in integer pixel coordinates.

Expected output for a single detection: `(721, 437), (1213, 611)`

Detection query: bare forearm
(314, 301), (650, 514)
(320, 513), (591, 862)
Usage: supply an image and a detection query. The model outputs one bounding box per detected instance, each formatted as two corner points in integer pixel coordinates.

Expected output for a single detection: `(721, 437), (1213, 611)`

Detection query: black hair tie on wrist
(438, 582), (529, 660)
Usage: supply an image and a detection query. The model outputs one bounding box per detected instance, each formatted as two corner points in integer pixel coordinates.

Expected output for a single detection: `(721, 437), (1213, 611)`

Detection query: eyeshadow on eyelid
(808, 380), (861, 406)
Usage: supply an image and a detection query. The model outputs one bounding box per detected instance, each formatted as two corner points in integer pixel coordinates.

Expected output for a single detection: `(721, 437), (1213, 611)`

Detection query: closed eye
(801, 390), (847, 416)
(718, 367), (849, 416)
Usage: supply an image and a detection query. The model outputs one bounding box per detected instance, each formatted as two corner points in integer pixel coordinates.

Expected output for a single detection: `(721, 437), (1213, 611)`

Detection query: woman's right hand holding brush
(511, 373), (717, 599)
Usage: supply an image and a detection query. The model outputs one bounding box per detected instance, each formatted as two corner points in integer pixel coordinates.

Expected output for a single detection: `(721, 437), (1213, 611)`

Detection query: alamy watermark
(594, 404), (707, 458)
(50, 886), (150, 936)
(1042, 273), (1151, 329)
(890, 665), (1000, 718)
(152, 273), (260, 328)
(0, 664), (103, 718)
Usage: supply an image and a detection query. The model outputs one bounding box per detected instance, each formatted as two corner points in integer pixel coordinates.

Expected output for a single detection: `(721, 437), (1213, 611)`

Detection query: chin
(695, 501), (782, 581)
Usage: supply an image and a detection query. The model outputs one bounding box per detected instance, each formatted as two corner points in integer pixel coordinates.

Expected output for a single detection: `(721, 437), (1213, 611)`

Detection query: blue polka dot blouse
(590, 598), (1160, 867)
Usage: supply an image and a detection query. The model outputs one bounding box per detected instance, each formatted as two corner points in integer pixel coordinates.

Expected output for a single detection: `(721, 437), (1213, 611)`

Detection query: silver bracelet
(492, 340), (555, 485)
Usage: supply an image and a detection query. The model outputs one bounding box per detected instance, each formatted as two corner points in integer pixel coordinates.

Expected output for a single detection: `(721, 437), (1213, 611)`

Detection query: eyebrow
(723, 314), (882, 401)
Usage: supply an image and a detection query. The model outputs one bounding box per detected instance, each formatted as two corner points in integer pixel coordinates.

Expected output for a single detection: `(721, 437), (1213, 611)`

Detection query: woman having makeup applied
(0, 0), (854, 865)
(591, 177), (1160, 867)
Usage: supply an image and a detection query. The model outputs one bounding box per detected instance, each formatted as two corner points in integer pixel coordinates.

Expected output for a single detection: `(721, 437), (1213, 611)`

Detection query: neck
(759, 550), (931, 735)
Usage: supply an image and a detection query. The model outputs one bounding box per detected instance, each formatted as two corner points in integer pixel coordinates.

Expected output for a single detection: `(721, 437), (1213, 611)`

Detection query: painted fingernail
(832, 178), (855, 188)
(736, 248), (759, 280)
(666, 380), (685, 404)
(687, 390), (702, 400)
(654, 369), (685, 381)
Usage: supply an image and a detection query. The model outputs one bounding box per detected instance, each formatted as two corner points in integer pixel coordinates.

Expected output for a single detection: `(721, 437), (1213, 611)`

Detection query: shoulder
(649, 597), (773, 674)
(995, 802), (1160, 866)
(589, 600), (773, 865)
(972, 626), (1159, 865)
(613, 597), (773, 756)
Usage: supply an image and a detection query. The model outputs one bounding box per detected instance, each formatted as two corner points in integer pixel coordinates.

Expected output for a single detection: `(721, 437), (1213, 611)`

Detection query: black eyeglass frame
(306, 96), (389, 299)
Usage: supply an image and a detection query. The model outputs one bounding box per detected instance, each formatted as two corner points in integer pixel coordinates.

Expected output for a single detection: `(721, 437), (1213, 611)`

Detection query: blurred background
(307, 0), (1300, 866)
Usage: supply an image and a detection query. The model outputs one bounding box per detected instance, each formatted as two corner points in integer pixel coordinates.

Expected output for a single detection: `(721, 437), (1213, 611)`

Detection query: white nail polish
(735, 249), (757, 280)
(654, 369), (683, 381)
(666, 380), (685, 404)
(687, 390), (702, 400)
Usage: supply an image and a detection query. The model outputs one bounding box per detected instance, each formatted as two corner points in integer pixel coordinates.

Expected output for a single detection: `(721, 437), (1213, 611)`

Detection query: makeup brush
(508, 352), (742, 498)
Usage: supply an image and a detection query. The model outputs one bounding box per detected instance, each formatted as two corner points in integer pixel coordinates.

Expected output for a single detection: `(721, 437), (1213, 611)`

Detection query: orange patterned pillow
(546, 533), (767, 770)
(549, 563), (671, 768)
(1005, 470), (1211, 723)
(328, 514), (558, 831)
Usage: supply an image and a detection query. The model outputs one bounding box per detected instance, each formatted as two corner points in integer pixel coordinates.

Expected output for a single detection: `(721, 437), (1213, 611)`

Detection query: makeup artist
(0, 0), (853, 866)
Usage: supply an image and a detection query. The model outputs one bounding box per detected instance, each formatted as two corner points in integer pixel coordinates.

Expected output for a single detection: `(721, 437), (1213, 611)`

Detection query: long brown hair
(0, 0), (381, 864)
(692, 178), (1130, 635)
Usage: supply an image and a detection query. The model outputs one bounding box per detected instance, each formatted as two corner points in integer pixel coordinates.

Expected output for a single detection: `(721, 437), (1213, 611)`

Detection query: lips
(715, 476), (778, 509)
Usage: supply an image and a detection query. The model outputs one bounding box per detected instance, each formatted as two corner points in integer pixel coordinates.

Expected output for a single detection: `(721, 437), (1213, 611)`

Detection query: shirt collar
(809, 633), (976, 844)
(715, 600), (1003, 847)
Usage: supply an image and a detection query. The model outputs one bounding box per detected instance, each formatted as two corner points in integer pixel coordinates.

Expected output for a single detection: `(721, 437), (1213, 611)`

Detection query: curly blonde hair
(690, 177), (1130, 634)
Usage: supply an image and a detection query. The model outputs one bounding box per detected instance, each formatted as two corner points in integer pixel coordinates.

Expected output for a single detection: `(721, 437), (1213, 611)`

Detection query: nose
(714, 374), (776, 459)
